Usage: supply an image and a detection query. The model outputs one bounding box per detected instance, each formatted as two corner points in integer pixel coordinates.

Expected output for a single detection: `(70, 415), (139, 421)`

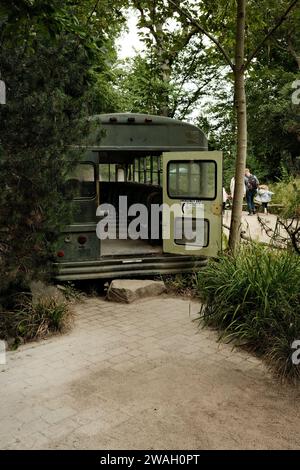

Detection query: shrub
(196, 243), (300, 382)
(0, 296), (73, 347)
(162, 273), (198, 297)
(270, 177), (300, 218)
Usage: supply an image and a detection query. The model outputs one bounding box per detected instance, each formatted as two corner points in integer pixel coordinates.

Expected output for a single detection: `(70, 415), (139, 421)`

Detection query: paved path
(1, 296), (299, 450)
(223, 210), (286, 244)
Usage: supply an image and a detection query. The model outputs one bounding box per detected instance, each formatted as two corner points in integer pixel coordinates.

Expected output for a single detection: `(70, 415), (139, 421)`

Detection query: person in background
(257, 184), (274, 214)
(223, 187), (229, 212)
(244, 168), (259, 215)
(230, 176), (246, 200)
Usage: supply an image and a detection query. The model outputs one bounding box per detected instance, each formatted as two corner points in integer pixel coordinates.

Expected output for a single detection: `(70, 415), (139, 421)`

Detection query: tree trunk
(155, 23), (171, 117)
(228, 0), (247, 253)
(160, 61), (171, 116)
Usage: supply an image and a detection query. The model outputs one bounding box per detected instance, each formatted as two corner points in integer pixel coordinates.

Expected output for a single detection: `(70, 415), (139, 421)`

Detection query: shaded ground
(1, 296), (299, 450)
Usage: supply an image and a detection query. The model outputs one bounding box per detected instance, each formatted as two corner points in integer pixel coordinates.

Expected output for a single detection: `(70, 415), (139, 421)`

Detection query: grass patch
(195, 243), (300, 383)
(0, 295), (73, 348)
(162, 273), (198, 297)
(57, 282), (83, 302)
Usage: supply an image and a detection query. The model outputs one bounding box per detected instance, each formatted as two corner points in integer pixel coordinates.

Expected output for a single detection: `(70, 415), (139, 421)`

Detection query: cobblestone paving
(1, 296), (299, 449)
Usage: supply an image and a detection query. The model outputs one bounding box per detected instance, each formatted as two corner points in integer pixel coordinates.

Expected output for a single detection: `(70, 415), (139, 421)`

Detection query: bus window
(99, 163), (116, 182)
(134, 158), (139, 182)
(139, 157), (146, 183)
(174, 217), (209, 247)
(127, 163), (133, 182)
(116, 165), (125, 182)
(131, 156), (162, 185)
(167, 160), (216, 200)
(65, 163), (96, 199)
(152, 157), (158, 185)
(146, 156), (152, 183)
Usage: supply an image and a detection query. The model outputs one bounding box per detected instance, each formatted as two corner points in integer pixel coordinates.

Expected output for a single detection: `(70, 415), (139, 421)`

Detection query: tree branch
(134, 1), (158, 42)
(244, 0), (299, 69)
(86, 0), (101, 26)
(168, 0), (235, 71)
(179, 80), (214, 119)
(172, 68), (218, 118)
(178, 26), (198, 50)
(167, 26), (198, 67)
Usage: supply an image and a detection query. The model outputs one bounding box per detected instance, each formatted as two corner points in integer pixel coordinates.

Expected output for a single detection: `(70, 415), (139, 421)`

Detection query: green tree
(0, 1), (124, 299)
(169, 0), (299, 251)
(196, 1), (300, 184)
(120, 0), (218, 118)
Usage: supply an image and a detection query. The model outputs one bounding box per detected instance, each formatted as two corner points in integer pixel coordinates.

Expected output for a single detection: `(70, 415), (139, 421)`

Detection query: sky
(116, 12), (144, 59)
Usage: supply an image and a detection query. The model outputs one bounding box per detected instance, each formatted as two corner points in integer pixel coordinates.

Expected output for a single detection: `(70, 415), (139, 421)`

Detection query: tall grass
(0, 296), (73, 347)
(196, 243), (300, 382)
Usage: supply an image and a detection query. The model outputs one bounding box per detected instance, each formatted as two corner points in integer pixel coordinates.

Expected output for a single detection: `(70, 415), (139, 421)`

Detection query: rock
(30, 280), (65, 305)
(106, 279), (166, 303)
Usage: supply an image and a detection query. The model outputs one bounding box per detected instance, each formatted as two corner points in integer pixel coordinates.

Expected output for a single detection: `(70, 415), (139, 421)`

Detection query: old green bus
(55, 113), (222, 280)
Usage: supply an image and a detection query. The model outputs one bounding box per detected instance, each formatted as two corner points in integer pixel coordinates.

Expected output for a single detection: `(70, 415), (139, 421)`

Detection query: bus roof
(88, 113), (208, 152)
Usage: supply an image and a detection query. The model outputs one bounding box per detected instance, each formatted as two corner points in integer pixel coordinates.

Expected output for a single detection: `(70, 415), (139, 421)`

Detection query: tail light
(57, 250), (65, 258)
(78, 235), (87, 245)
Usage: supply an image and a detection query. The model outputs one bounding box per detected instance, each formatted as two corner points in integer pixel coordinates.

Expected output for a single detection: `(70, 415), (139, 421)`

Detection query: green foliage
(0, 1), (124, 296)
(117, 55), (168, 115)
(196, 243), (300, 382)
(0, 37), (93, 294)
(121, 1), (217, 117)
(270, 177), (300, 218)
(57, 282), (83, 302)
(246, 68), (300, 180)
(175, 0), (300, 182)
(200, 62), (299, 185)
(0, 295), (72, 346)
(0, 1), (81, 44)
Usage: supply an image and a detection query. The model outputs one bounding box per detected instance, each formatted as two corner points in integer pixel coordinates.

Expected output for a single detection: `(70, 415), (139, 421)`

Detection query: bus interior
(98, 151), (163, 256)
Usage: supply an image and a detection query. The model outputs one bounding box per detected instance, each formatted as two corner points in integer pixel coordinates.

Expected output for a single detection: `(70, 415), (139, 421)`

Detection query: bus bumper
(53, 254), (208, 281)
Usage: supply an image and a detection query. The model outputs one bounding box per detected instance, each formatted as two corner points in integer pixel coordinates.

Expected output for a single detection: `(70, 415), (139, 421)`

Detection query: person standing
(230, 176), (246, 199)
(244, 168), (259, 215)
(223, 187), (229, 212)
(257, 184), (274, 214)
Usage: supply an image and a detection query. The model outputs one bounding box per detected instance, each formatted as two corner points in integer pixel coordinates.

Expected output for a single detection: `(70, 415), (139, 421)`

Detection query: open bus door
(162, 151), (222, 257)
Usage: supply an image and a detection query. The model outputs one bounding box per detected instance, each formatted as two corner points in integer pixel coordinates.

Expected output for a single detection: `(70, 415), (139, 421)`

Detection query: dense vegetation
(0, 1), (125, 299)
(196, 244), (300, 382)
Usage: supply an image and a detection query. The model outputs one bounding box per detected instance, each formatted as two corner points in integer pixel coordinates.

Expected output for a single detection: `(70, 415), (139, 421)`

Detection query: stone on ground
(106, 279), (166, 303)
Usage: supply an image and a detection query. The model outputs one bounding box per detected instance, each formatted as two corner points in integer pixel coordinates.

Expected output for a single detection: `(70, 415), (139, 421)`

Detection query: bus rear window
(167, 160), (216, 200)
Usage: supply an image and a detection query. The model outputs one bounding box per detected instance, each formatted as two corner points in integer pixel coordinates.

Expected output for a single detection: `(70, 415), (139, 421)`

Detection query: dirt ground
(1, 295), (300, 450)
